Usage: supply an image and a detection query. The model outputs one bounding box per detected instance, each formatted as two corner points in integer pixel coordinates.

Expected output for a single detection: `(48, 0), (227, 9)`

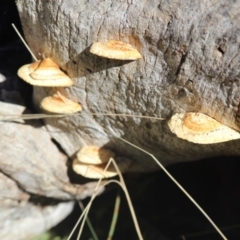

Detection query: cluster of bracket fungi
(17, 40), (141, 179)
(17, 40), (240, 178)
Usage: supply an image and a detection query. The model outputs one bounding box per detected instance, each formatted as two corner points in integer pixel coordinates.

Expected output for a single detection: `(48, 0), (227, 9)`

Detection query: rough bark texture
(16, 0), (240, 170)
(1, 0), (240, 238)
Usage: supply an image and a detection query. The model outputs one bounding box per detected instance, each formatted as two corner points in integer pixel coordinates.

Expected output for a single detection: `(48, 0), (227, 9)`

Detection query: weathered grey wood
(0, 171), (74, 240)
(0, 101), (103, 199)
(0, 0), (237, 239)
(0, 100), (106, 238)
(15, 0), (240, 172)
(0, 171), (29, 206)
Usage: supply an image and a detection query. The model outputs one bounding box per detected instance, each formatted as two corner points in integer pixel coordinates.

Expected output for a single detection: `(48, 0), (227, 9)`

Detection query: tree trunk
(16, 0), (240, 169)
(1, 0), (240, 238)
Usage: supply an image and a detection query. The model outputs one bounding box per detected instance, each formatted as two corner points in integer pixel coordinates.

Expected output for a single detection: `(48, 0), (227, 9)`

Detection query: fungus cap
(168, 112), (240, 144)
(76, 146), (115, 165)
(40, 93), (82, 114)
(90, 40), (142, 60)
(17, 58), (73, 86)
(72, 157), (131, 179)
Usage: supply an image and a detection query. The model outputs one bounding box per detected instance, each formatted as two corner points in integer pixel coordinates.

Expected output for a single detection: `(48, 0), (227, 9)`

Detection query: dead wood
(1, 0), (240, 238)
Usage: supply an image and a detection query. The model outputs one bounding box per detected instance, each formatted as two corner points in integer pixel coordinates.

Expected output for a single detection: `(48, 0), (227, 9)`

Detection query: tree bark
(16, 0), (240, 170)
(1, 0), (240, 238)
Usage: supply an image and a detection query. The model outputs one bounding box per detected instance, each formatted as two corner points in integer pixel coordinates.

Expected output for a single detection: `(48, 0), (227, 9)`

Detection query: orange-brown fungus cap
(168, 112), (240, 144)
(72, 157), (131, 179)
(90, 40), (142, 60)
(76, 146), (115, 165)
(17, 58), (73, 86)
(40, 93), (82, 114)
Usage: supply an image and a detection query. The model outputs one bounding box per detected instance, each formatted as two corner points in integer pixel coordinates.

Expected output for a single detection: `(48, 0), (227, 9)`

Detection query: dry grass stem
(12, 23), (38, 61)
(103, 129), (228, 240)
(0, 112), (164, 122)
(107, 192), (121, 240)
(9, 24), (227, 240)
(78, 201), (99, 240)
(67, 158), (143, 240)
(0, 111), (227, 239)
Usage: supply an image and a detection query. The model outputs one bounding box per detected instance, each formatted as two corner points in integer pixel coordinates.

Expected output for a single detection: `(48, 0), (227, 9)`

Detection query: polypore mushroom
(90, 40), (142, 60)
(168, 112), (240, 144)
(76, 146), (115, 165)
(17, 58), (73, 86)
(40, 92), (82, 114)
(72, 157), (131, 179)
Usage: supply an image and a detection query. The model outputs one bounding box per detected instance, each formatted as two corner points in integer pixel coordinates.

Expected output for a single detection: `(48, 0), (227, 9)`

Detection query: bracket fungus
(72, 157), (131, 179)
(76, 146), (115, 165)
(17, 58), (73, 86)
(73, 146), (130, 179)
(168, 112), (240, 144)
(90, 40), (142, 60)
(40, 92), (82, 114)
